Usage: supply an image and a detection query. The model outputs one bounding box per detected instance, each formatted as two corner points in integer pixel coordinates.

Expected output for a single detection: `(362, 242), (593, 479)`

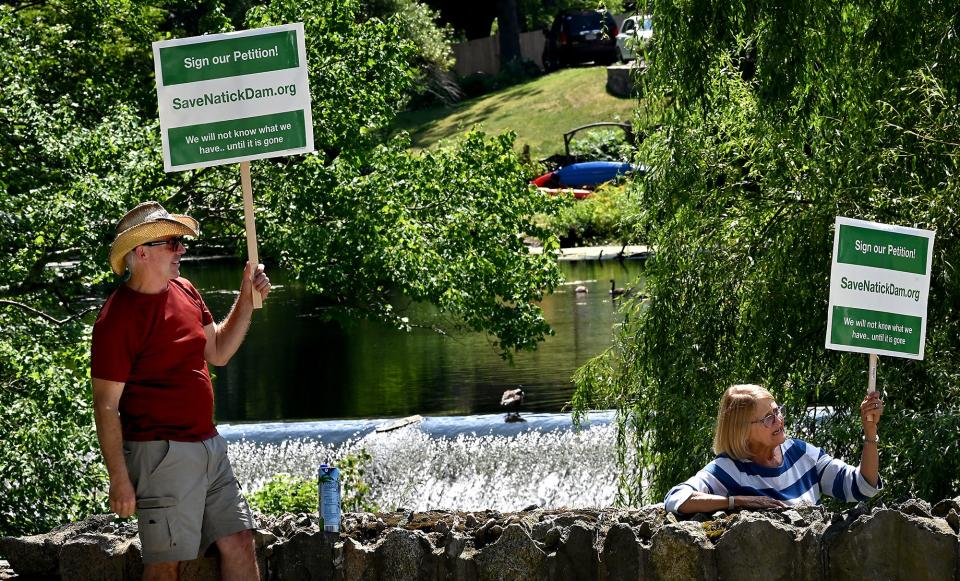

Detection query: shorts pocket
(137, 497), (178, 552)
(124, 441), (173, 491)
(149, 441), (174, 478)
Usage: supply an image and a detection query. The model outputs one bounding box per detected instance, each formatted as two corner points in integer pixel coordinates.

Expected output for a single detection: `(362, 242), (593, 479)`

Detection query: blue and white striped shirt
(663, 438), (881, 513)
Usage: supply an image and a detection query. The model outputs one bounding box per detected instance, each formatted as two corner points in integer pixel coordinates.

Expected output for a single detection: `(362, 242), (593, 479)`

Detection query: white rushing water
(227, 423), (619, 511)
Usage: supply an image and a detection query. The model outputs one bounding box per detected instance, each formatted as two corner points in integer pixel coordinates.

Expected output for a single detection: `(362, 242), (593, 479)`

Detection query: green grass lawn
(393, 66), (647, 160)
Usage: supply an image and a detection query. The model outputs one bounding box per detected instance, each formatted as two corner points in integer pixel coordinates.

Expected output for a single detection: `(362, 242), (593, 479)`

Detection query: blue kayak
(555, 161), (638, 188)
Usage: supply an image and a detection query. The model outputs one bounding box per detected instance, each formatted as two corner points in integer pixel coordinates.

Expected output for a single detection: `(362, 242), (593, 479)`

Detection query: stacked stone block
(2, 500), (958, 580)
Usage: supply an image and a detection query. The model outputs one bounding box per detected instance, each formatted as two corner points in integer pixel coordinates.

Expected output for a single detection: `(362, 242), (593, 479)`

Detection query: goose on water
(609, 279), (627, 297)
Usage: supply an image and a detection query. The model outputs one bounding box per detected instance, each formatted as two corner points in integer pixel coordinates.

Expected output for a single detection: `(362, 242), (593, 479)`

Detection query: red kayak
(537, 187), (593, 199)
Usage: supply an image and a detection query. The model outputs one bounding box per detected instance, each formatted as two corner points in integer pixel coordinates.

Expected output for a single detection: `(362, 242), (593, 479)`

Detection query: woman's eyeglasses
(141, 236), (186, 251)
(751, 407), (784, 429)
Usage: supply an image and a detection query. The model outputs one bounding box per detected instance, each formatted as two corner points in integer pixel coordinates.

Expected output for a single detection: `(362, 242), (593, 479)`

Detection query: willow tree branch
(0, 299), (98, 325)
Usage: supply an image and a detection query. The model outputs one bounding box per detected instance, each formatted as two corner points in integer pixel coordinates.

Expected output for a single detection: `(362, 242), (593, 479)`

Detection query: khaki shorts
(123, 435), (255, 564)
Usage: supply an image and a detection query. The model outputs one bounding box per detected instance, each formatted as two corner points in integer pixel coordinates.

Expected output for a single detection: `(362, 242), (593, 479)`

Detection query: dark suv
(542, 10), (619, 71)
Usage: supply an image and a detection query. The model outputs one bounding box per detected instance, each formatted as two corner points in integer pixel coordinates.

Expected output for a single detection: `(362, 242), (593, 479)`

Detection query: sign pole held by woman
(152, 23), (315, 308)
(867, 352), (878, 421)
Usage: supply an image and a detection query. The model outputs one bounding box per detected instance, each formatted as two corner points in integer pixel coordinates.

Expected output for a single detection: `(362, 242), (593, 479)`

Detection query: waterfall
(226, 422), (619, 511)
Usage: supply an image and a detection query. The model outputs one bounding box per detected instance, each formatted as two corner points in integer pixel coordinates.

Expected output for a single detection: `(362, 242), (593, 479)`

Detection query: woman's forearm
(678, 492), (788, 513)
(860, 429), (880, 486)
(677, 493), (732, 513)
(858, 392), (882, 487)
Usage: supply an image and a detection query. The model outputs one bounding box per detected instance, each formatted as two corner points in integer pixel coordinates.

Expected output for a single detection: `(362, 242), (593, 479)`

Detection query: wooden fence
(451, 30), (545, 77)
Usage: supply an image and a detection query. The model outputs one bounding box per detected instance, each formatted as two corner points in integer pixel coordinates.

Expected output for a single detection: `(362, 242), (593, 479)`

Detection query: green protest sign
(153, 23), (313, 172)
(826, 217), (935, 359)
(152, 23), (313, 308)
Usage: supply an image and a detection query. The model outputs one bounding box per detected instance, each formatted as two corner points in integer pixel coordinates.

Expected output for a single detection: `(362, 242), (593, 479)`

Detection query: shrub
(338, 449), (376, 513)
(248, 450), (379, 516)
(539, 183), (640, 247)
(567, 128), (634, 163)
(0, 317), (108, 537)
(248, 473), (318, 515)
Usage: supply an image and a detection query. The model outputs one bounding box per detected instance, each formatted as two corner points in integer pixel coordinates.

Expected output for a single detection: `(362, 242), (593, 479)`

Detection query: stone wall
(2, 499), (959, 580)
(606, 63), (645, 98)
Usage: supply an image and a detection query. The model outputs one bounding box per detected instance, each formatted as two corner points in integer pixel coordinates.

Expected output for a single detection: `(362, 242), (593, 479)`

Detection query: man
(91, 201), (270, 581)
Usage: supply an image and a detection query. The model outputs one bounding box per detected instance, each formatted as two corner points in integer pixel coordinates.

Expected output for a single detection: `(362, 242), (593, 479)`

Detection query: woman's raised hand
(859, 392), (884, 426)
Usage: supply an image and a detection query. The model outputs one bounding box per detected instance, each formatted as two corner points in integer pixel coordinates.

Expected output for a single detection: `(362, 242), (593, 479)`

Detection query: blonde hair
(712, 384), (775, 460)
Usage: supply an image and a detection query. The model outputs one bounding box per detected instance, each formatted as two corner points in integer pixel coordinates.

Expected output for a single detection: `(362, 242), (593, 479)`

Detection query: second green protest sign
(826, 217), (935, 359)
(153, 23), (314, 171)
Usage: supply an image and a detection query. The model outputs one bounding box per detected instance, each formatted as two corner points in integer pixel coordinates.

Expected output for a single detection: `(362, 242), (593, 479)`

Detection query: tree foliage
(254, 131), (561, 352)
(0, 316), (107, 534)
(573, 0), (960, 504)
(362, 0), (458, 104)
(246, 0), (418, 161)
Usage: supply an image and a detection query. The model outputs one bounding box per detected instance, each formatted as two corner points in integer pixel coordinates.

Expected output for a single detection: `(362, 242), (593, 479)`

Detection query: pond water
(179, 258), (644, 423)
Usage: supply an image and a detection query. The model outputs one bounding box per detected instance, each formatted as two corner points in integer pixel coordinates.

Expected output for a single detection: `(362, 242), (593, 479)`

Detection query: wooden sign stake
(239, 161), (262, 309)
(866, 352), (878, 422)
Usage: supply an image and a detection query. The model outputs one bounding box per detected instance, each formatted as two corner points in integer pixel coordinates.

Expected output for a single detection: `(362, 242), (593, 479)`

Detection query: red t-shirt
(91, 278), (218, 442)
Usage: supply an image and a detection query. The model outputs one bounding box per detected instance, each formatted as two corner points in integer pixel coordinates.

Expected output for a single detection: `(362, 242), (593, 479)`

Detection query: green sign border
(159, 30), (300, 86)
(829, 305), (922, 355)
(837, 224), (929, 275)
(168, 110), (307, 167)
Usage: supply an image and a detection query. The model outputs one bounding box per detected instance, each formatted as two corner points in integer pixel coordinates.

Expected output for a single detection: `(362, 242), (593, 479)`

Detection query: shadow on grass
(393, 65), (640, 155)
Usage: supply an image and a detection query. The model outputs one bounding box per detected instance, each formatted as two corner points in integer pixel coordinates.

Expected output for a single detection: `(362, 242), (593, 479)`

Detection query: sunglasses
(750, 407), (784, 429)
(141, 236), (187, 251)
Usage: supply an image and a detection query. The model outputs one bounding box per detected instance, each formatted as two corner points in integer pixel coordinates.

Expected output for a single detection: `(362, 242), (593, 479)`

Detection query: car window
(622, 19), (635, 33)
(642, 17), (653, 31)
(565, 12), (604, 34)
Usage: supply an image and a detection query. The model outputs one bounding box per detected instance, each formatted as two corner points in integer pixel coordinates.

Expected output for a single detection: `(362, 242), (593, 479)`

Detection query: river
(180, 257), (644, 423)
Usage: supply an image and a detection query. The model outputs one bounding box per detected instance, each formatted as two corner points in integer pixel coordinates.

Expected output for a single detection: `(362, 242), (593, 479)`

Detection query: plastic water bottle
(318, 463), (341, 532)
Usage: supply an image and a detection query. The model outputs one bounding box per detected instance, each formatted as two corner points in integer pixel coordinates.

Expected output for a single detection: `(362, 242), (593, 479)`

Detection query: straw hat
(109, 201), (199, 275)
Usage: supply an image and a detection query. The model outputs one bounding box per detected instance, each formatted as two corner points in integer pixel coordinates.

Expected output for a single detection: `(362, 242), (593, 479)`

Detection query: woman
(664, 384), (883, 513)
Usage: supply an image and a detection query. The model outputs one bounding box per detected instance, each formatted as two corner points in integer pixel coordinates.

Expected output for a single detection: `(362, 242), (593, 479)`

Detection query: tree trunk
(497, 0), (522, 66)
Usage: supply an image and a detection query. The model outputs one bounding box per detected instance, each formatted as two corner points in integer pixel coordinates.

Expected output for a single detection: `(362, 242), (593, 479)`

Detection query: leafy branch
(0, 300), (98, 325)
